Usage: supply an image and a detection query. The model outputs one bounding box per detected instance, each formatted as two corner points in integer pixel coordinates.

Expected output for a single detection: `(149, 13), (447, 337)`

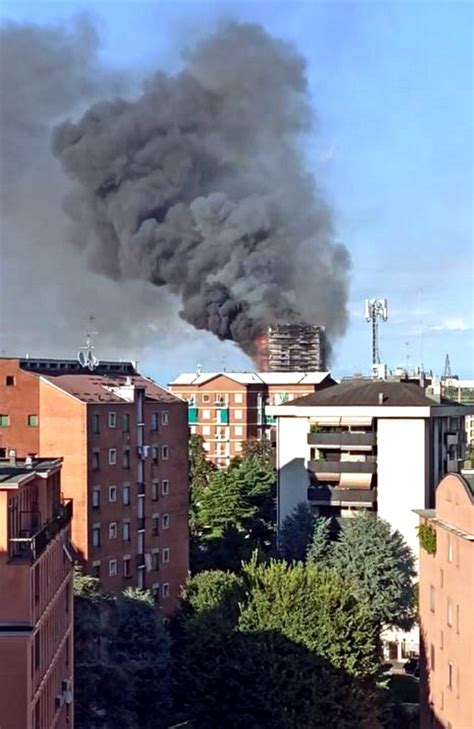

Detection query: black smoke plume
(53, 22), (350, 358)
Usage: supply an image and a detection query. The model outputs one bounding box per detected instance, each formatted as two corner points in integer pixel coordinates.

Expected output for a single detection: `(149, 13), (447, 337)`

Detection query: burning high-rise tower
(256, 324), (326, 372)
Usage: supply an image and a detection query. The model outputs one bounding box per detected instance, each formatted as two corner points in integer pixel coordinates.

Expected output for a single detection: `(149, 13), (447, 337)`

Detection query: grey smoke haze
(52, 22), (351, 358)
(0, 16), (184, 360)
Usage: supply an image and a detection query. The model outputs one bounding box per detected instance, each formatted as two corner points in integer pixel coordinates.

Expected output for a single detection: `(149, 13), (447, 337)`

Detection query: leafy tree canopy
(279, 501), (314, 561)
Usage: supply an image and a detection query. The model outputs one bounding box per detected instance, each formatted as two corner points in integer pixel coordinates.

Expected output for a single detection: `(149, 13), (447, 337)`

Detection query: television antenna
(77, 316), (99, 371)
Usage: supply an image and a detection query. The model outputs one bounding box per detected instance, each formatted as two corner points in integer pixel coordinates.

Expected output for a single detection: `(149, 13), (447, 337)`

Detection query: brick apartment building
(0, 357), (189, 612)
(169, 370), (336, 468)
(0, 457), (73, 729)
(416, 471), (474, 729)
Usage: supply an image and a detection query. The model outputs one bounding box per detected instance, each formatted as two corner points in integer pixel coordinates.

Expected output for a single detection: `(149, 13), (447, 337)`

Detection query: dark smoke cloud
(53, 22), (351, 357)
(0, 16), (183, 360)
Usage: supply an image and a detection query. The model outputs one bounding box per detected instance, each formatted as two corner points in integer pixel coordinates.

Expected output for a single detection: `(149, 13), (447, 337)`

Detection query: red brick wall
(0, 360), (40, 457)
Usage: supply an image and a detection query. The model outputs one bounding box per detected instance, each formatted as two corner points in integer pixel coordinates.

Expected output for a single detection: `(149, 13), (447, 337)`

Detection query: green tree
(330, 512), (416, 630)
(279, 502), (314, 561)
(189, 434), (216, 533)
(176, 559), (383, 729)
(307, 515), (332, 565)
(74, 578), (172, 729)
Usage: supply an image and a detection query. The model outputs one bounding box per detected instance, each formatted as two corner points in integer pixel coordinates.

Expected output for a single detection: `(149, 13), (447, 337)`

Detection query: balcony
(308, 460), (376, 474)
(308, 485), (376, 505)
(9, 500), (73, 562)
(188, 407), (198, 425)
(308, 432), (376, 447)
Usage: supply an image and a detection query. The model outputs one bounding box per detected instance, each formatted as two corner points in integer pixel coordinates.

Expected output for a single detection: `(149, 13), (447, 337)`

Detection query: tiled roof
(41, 373), (180, 404)
(169, 371), (332, 386)
(289, 380), (463, 407)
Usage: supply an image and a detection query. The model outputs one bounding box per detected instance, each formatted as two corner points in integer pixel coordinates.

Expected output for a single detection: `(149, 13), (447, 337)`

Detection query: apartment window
(162, 445), (169, 460)
(151, 412), (159, 431)
(0, 414), (10, 428)
(235, 409), (243, 420)
(108, 485), (117, 503)
(109, 522), (118, 540)
(92, 525), (101, 548)
(440, 568), (444, 588)
(162, 583), (170, 598)
(92, 561), (100, 578)
(92, 487), (100, 509)
(34, 632), (40, 669)
(123, 521), (131, 542)
(123, 484), (131, 505)
(123, 556), (131, 578)
(152, 515), (160, 536)
(5, 375), (15, 386)
(162, 514), (170, 529)
(109, 559), (118, 576)
(162, 547), (170, 563)
(447, 598), (453, 626)
(447, 662), (453, 690)
(203, 442), (210, 452)
(92, 413), (100, 435)
(92, 450), (100, 471)
(203, 425), (211, 436)
(235, 442), (243, 453)
(152, 480), (159, 501)
(27, 414), (39, 427)
(152, 550), (160, 571)
(448, 534), (453, 562)
(456, 605), (460, 634)
(190, 426), (197, 435)
(162, 479), (169, 495)
(234, 393), (243, 403)
(122, 448), (131, 469)
(108, 411), (117, 428)
(152, 446), (159, 464)
(161, 411), (169, 425)
(440, 630), (444, 650)
(235, 426), (243, 436)
(202, 394), (210, 403)
(138, 531), (144, 554)
(203, 409), (211, 419)
(430, 644), (435, 672)
(108, 448), (117, 465)
(122, 413), (130, 433)
(137, 496), (145, 519)
(430, 585), (435, 612)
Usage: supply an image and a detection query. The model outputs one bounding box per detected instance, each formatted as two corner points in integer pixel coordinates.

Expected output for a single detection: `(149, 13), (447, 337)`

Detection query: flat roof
(169, 371), (332, 386)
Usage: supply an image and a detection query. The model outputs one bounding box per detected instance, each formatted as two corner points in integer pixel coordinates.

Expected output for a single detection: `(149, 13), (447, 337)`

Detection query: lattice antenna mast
(77, 316), (99, 371)
(365, 299), (388, 366)
(443, 353), (452, 378)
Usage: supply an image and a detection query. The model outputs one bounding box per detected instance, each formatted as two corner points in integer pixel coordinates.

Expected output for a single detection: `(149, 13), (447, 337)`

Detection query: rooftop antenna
(443, 353), (452, 379)
(77, 316), (99, 371)
(365, 298), (388, 374)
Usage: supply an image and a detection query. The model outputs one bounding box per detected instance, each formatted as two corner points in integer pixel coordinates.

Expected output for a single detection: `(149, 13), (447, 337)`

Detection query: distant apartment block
(0, 357), (189, 612)
(263, 324), (326, 372)
(0, 457), (73, 729)
(169, 370), (336, 468)
(428, 378), (474, 450)
(416, 472), (474, 729)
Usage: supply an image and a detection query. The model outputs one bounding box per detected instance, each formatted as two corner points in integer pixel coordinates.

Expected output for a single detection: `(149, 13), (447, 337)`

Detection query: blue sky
(1, 0), (472, 381)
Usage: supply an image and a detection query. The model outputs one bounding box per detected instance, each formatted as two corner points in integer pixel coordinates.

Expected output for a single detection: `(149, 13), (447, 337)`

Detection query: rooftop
(0, 457), (63, 486)
(41, 373), (179, 405)
(169, 371), (333, 387)
(288, 379), (464, 408)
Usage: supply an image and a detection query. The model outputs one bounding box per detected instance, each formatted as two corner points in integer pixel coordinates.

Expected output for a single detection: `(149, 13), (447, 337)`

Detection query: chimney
(378, 392), (384, 405)
(25, 455), (33, 469)
(8, 449), (16, 466)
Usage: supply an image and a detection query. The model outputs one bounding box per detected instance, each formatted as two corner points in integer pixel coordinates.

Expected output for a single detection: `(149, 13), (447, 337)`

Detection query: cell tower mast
(365, 298), (388, 377)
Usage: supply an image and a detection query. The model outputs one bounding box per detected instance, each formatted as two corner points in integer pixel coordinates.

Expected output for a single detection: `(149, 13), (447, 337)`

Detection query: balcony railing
(308, 460), (377, 474)
(308, 485), (376, 505)
(308, 432), (376, 446)
(9, 500), (73, 562)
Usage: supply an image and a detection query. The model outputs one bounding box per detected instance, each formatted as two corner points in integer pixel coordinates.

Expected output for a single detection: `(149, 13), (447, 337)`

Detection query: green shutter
(188, 407), (198, 424)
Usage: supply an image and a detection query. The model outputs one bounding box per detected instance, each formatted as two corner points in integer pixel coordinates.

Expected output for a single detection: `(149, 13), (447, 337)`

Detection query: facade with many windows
(169, 370), (335, 468)
(0, 358), (189, 612)
(0, 457), (73, 729)
(416, 471), (474, 729)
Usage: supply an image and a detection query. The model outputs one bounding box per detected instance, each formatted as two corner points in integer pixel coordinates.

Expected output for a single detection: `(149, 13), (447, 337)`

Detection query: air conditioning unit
(144, 553), (152, 572)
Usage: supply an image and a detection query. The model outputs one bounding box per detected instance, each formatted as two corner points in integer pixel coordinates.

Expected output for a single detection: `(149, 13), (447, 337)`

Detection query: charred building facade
(263, 324), (326, 372)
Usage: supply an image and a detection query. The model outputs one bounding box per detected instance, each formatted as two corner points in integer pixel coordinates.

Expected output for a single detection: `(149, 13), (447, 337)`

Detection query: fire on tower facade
(260, 324), (326, 372)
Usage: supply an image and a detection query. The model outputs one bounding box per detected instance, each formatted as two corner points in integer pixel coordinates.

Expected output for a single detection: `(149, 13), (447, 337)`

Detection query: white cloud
(428, 317), (473, 332)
